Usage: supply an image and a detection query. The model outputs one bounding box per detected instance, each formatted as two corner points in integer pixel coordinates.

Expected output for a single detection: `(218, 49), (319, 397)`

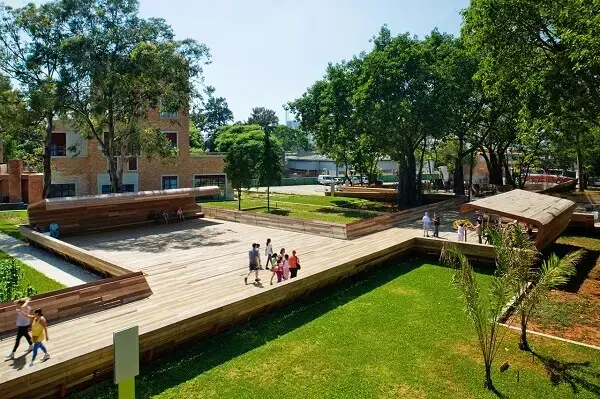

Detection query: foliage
(59, 0), (210, 193)
(247, 107), (278, 130)
(214, 124), (264, 152)
(194, 86), (234, 152)
(441, 245), (513, 389)
(189, 121), (204, 151)
(272, 125), (311, 153)
(224, 142), (261, 210)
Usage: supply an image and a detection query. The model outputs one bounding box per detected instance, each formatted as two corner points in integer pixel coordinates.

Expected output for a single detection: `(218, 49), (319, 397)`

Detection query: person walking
(433, 213), (440, 238)
(265, 238), (274, 270)
(244, 243), (261, 285)
(282, 254), (290, 280)
(5, 298), (33, 360)
(422, 212), (431, 237)
(25, 309), (50, 368)
(254, 243), (263, 270)
(270, 255), (284, 285)
(457, 223), (465, 242)
(289, 250), (300, 279)
(475, 222), (482, 244)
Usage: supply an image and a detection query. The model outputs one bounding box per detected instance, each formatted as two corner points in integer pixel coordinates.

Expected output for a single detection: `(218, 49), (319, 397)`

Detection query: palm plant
(442, 245), (513, 389)
(487, 225), (584, 351)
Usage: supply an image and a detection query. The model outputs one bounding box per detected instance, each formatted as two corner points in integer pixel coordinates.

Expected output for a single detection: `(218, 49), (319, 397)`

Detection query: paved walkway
(0, 233), (100, 287)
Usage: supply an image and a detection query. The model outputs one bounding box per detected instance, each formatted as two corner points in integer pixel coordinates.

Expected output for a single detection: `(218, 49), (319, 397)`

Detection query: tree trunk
(267, 185), (270, 211)
(577, 144), (585, 192)
(454, 135), (465, 195)
(238, 188), (241, 210)
(42, 113), (53, 199)
(519, 312), (530, 351)
(468, 150), (475, 201)
(503, 157), (515, 187)
(486, 150), (503, 186)
(484, 364), (493, 389)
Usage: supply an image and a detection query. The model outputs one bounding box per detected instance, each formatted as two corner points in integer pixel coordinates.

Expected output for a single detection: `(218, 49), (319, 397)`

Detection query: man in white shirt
(6, 297), (33, 359)
(422, 212), (431, 237)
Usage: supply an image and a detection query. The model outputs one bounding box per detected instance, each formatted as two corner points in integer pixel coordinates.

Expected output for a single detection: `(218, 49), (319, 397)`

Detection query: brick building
(50, 108), (231, 199)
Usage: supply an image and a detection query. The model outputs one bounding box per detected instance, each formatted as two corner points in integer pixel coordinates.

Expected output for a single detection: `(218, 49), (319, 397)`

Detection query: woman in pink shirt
(282, 254), (290, 280)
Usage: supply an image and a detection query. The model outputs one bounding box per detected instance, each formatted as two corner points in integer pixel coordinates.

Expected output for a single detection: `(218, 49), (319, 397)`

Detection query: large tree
(247, 107), (279, 131)
(0, 2), (67, 197)
(195, 86), (233, 152)
(61, 0), (210, 193)
(463, 0), (600, 191)
(272, 125), (311, 153)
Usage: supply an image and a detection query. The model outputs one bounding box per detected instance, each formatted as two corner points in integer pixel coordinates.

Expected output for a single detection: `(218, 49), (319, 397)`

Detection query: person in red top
(288, 250), (300, 279)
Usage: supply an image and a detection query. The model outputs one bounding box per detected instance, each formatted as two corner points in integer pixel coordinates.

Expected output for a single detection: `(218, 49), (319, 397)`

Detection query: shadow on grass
(73, 257), (424, 399)
(533, 351), (600, 395)
(314, 206), (373, 220)
(266, 208), (291, 216)
(544, 243), (599, 293)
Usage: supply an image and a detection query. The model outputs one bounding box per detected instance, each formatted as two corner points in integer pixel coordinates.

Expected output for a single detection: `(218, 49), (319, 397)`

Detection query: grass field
(74, 259), (600, 399)
(201, 192), (392, 223)
(0, 211), (27, 241)
(0, 251), (65, 295)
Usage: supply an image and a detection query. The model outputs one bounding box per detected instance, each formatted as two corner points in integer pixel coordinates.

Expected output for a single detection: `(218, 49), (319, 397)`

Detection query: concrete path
(0, 233), (100, 287)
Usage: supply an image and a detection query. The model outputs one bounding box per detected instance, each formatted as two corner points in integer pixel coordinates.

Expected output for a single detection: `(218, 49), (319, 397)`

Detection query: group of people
(31, 221), (60, 238)
(421, 212), (441, 238)
(148, 207), (186, 224)
(245, 238), (301, 285)
(5, 298), (50, 368)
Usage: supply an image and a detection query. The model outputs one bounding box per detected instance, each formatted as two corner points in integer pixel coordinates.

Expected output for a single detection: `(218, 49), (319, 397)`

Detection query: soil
(527, 248), (600, 347)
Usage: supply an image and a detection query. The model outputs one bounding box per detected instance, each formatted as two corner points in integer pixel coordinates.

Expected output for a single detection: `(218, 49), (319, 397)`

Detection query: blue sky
(6, 0), (469, 123)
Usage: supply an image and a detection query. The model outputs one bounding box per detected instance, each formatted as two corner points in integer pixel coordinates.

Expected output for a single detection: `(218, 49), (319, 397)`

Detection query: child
(282, 254), (290, 280)
(457, 223), (465, 242)
(176, 206), (185, 221)
(270, 255), (283, 285)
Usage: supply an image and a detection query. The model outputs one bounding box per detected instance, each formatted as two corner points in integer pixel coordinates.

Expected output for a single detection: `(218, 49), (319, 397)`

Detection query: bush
(0, 259), (36, 302)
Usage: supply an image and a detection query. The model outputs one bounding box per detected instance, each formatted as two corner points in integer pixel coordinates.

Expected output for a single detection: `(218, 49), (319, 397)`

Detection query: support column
(8, 159), (22, 203)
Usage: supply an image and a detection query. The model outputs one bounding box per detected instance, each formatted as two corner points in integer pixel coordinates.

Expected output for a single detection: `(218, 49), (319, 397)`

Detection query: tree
(196, 86), (233, 151)
(215, 124), (264, 152)
(272, 125), (311, 153)
(247, 107), (278, 131)
(189, 120), (204, 151)
(441, 244), (513, 390)
(257, 126), (284, 211)
(61, 0), (210, 193)
(463, 0), (600, 191)
(0, 2), (67, 197)
(488, 226), (584, 351)
(224, 141), (261, 210)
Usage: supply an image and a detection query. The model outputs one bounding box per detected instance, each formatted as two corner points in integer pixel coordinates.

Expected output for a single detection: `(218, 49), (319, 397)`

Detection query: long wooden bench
(27, 187), (219, 236)
(0, 271), (152, 336)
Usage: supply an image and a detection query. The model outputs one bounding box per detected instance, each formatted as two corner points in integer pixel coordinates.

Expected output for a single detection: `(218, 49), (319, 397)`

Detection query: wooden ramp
(460, 189), (576, 250)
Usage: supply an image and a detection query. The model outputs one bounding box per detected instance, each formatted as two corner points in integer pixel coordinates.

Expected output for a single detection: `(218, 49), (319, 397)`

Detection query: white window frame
(162, 131), (179, 149)
(161, 174), (179, 190)
(159, 110), (178, 119)
(193, 173), (227, 195)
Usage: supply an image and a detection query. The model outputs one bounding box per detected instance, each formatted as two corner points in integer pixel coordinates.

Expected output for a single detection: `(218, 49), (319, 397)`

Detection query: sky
(5, 0), (469, 123)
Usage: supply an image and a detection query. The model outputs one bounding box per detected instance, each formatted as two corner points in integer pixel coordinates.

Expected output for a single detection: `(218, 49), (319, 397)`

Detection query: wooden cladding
(0, 272), (152, 336)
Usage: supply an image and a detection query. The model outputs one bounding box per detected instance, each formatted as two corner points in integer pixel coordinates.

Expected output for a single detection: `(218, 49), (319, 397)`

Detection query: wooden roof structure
(460, 189), (576, 249)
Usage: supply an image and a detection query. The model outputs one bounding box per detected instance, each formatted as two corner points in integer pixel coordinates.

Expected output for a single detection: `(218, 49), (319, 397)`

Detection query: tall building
(50, 108), (231, 199)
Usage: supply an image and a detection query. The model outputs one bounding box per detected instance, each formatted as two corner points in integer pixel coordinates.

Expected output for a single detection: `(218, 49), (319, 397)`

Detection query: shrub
(0, 259), (36, 302)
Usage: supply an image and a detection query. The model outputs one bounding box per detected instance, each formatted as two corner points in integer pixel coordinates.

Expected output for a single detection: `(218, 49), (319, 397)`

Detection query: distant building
(286, 153), (399, 177)
(286, 120), (300, 129)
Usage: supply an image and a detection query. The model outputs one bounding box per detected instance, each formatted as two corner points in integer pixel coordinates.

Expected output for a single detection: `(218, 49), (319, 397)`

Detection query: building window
(48, 183), (75, 198)
(162, 175), (178, 190)
(101, 184), (136, 194)
(164, 132), (178, 148)
(160, 110), (178, 119)
(50, 133), (66, 156)
(127, 157), (138, 171)
(194, 174), (226, 200)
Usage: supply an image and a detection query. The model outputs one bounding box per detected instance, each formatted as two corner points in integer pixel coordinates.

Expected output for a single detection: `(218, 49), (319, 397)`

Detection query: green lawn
(73, 260), (600, 399)
(201, 193), (391, 223)
(0, 251), (65, 295)
(0, 210), (28, 241)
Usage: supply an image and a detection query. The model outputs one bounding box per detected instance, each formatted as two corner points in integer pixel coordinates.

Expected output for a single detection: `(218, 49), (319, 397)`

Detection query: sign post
(113, 325), (139, 399)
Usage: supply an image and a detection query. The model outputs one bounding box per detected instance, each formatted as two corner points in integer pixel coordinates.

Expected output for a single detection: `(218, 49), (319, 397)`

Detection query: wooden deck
(0, 212), (481, 398)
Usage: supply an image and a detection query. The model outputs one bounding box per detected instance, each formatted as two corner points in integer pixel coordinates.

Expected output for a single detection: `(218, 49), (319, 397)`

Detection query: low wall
(202, 207), (348, 239)
(21, 226), (130, 277)
(346, 197), (468, 240)
(538, 179), (577, 194)
(0, 272), (151, 337)
(412, 237), (497, 265)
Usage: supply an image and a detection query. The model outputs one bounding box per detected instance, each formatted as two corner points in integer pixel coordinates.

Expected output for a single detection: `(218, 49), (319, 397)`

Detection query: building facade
(286, 154), (400, 177)
(50, 108), (230, 199)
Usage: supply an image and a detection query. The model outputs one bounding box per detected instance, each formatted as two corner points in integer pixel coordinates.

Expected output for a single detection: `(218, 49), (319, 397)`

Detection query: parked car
(333, 177), (344, 185)
(526, 169), (576, 185)
(317, 175), (334, 185)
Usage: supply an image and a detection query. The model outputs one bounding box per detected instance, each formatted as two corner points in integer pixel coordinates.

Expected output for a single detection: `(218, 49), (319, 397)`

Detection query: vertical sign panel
(113, 325), (139, 384)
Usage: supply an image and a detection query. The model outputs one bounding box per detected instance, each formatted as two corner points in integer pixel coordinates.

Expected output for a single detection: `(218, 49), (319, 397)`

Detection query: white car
(317, 175), (334, 185)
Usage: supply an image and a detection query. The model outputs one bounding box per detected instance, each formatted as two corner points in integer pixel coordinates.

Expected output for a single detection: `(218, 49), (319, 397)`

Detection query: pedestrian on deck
(254, 243), (263, 270)
(49, 221), (59, 238)
(279, 248), (286, 258)
(265, 238), (274, 270)
(161, 210), (169, 223)
(25, 309), (50, 368)
(282, 254), (290, 280)
(422, 212), (431, 237)
(289, 250), (300, 278)
(176, 206), (185, 221)
(457, 223), (465, 242)
(270, 255), (284, 285)
(244, 243), (261, 285)
(5, 298), (33, 360)
(475, 222), (482, 244)
(433, 213), (440, 238)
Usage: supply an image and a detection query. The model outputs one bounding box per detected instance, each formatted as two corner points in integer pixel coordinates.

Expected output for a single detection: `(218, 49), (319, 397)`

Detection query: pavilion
(460, 189), (576, 250)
